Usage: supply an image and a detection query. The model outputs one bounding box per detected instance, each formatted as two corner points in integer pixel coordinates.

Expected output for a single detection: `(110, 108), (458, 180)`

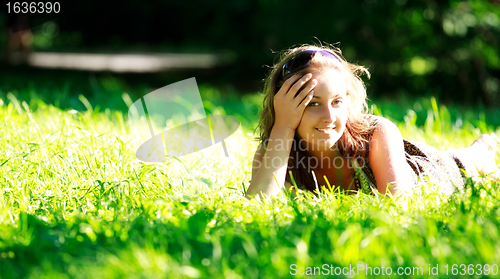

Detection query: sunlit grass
(1, 89), (500, 278)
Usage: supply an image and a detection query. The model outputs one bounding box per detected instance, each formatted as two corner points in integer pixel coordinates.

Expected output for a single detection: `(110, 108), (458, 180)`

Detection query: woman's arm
(246, 127), (295, 198)
(369, 118), (414, 196)
(246, 73), (316, 198)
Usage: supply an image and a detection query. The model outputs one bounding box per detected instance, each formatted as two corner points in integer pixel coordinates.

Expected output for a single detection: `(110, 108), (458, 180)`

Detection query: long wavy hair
(256, 43), (376, 192)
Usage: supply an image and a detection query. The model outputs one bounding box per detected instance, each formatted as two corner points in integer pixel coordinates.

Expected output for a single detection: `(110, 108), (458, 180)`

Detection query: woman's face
(295, 68), (348, 152)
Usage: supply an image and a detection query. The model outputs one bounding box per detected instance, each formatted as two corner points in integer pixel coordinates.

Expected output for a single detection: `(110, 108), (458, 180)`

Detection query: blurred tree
(0, 0), (498, 105)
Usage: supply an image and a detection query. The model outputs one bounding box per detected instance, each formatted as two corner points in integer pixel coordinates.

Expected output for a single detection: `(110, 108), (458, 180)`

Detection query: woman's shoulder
(360, 114), (397, 138)
(362, 114), (390, 126)
(362, 114), (402, 152)
(369, 116), (403, 150)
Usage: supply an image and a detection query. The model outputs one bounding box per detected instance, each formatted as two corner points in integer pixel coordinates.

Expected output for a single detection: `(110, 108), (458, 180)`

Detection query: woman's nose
(321, 106), (336, 123)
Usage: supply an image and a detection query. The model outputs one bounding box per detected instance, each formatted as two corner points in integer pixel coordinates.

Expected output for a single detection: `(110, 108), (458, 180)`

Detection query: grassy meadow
(1, 80), (500, 278)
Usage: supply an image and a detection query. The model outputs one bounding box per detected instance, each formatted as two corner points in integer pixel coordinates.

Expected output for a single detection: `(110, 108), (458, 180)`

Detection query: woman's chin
(296, 135), (341, 152)
(309, 139), (340, 152)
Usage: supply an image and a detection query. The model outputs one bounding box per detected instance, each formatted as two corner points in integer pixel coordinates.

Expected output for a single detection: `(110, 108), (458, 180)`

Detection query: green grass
(1, 87), (500, 279)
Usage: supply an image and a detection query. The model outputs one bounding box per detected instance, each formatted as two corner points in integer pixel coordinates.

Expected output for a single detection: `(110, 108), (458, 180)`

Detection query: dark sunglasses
(276, 50), (342, 84)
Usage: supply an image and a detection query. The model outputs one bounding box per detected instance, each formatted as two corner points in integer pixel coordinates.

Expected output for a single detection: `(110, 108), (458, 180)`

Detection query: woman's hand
(273, 73), (317, 132)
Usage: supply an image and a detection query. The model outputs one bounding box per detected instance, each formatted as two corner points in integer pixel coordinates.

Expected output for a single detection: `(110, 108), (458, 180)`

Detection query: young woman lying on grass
(246, 44), (500, 199)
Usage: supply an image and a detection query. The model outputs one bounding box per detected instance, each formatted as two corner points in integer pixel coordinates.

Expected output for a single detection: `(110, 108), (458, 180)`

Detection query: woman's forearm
(246, 127), (295, 197)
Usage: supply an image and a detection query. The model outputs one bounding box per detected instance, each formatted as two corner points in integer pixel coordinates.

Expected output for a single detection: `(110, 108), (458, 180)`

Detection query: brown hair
(256, 43), (376, 192)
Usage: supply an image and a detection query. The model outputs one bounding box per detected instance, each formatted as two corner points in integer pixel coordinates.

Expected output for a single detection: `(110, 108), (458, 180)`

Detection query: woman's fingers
(298, 90), (314, 110)
(286, 73), (313, 100)
(276, 73), (302, 97)
(293, 78), (316, 107)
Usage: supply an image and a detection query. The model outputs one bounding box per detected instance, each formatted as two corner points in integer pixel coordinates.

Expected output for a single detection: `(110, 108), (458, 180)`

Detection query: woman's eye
(332, 99), (343, 105)
(307, 102), (319, 107)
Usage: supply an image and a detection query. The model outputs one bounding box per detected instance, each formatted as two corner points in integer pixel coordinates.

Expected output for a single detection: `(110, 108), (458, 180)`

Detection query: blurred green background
(0, 0), (499, 109)
(2, 2), (500, 278)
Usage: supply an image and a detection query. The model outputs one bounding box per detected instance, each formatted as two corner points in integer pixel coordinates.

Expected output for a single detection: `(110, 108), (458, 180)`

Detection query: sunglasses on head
(276, 50), (342, 84)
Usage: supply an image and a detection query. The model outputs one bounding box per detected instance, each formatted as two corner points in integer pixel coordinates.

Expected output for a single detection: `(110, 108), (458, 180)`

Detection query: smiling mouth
(315, 127), (336, 134)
